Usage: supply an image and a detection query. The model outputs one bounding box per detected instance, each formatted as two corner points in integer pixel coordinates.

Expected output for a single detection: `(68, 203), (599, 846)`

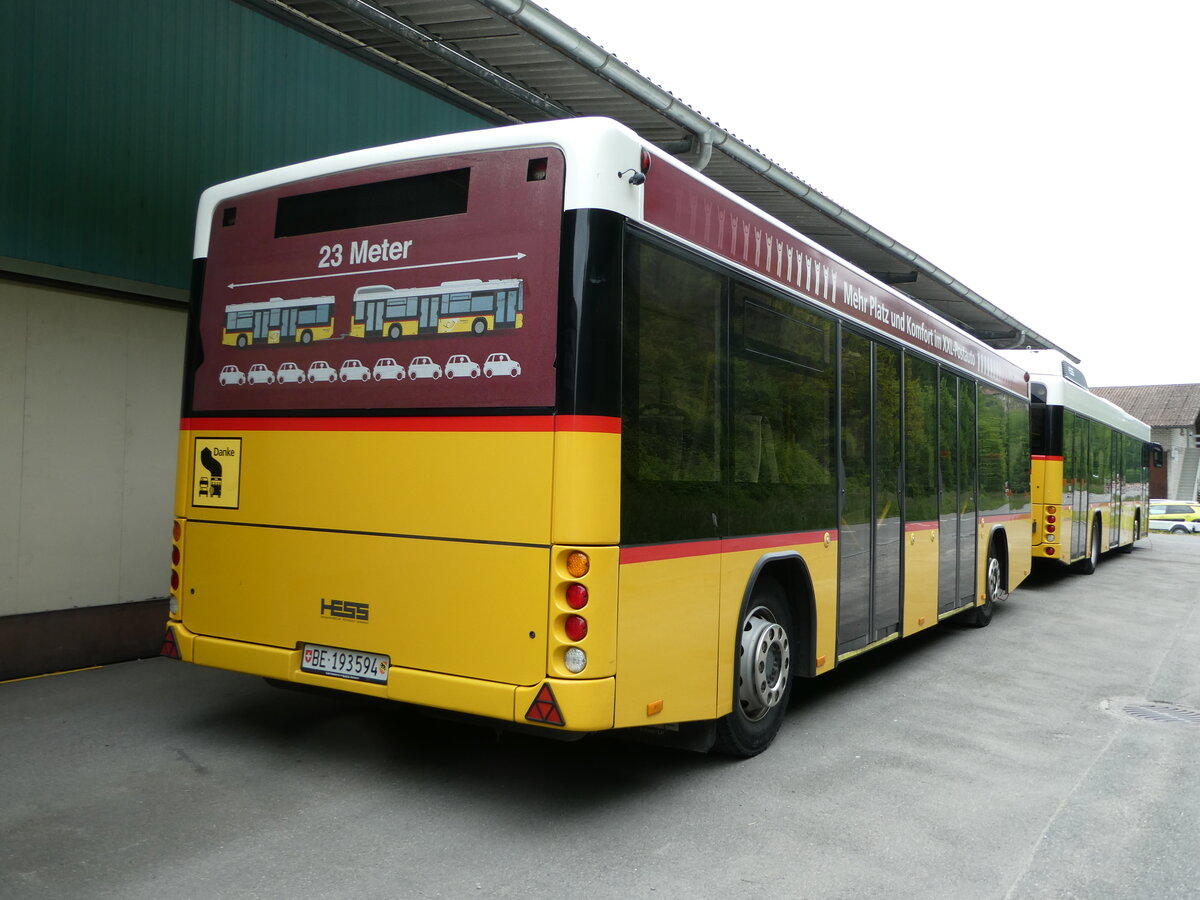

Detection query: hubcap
(987, 556), (1006, 603)
(737, 606), (790, 722)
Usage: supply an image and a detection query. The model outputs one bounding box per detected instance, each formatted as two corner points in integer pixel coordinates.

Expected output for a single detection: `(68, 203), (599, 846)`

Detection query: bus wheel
(472, 318), (487, 335)
(300, 330), (313, 345)
(714, 577), (793, 758)
(389, 325), (402, 339)
(236, 334), (248, 348)
(964, 544), (1002, 628)
(1077, 518), (1101, 574)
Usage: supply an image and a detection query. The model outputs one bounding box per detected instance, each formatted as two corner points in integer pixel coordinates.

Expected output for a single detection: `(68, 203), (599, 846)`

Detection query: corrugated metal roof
(241, 0), (1069, 355)
(1091, 385), (1200, 429)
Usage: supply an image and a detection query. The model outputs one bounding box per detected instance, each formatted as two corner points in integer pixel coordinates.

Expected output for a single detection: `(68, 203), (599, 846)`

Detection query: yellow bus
(222, 295), (336, 347)
(350, 279), (524, 340)
(1000, 350), (1157, 572)
(165, 118), (1032, 756)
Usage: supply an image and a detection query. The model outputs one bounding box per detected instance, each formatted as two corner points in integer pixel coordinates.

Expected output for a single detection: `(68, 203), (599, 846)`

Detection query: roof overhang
(239, 0), (1072, 357)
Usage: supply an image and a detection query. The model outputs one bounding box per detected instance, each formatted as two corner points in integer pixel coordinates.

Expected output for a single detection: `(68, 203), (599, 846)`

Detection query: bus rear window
(274, 168), (471, 237)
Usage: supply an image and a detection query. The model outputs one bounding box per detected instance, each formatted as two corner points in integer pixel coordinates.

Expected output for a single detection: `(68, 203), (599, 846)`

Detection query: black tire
(713, 577), (793, 758)
(300, 330), (313, 345)
(236, 334), (248, 348)
(389, 325), (402, 339)
(963, 542), (1003, 628)
(1171, 524), (1188, 534)
(472, 318), (487, 335)
(1077, 517), (1101, 574)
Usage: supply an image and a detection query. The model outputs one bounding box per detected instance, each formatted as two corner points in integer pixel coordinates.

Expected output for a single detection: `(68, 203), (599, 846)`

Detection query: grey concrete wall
(0, 276), (185, 618)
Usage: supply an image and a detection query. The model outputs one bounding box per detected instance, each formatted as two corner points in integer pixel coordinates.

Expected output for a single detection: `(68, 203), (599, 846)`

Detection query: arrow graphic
(228, 253), (527, 289)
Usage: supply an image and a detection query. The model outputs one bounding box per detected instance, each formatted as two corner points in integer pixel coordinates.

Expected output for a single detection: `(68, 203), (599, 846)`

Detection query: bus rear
(165, 125), (624, 731)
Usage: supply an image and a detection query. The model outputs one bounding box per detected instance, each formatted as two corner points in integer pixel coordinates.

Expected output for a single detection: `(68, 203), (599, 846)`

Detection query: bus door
(280, 307), (298, 341)
(418, 296), (439, 332)
(938, 372), (977, 614)
(837, 335), (901, 655)
(363, 299), (384, 336)
(495, 289), (518, 327)
(252, 310), (270, 343)
(1109, 431), (1123, 546)
(1068, 412), (1088, 559)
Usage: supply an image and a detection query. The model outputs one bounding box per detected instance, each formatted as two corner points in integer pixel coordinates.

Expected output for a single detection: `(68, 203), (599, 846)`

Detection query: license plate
(301, 643), (390, 684)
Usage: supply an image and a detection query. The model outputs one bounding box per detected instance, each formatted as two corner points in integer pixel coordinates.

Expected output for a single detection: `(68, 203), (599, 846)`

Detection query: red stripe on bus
(181, 415), (619, 434)
(904, 520), (939, 532)
(555, 415), (622, 434)
(621, 531), (831, 564)
(1031, 455), (1063, 462)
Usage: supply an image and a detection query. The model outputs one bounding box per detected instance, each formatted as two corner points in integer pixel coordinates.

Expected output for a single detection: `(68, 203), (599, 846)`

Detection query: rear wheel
(714, 577), (793, 758)
(1077, 517), (1101, 574)
(963, 543), (1003, 628)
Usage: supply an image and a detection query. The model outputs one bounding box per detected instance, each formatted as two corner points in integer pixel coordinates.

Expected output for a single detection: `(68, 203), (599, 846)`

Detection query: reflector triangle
(160, 626), (180, 660)
(524, 683), (565, 726)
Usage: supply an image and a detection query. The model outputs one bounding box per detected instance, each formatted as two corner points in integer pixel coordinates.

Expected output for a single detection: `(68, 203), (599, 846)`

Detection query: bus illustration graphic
(223, 295), (336, 347)
(350, 279), (523, 340)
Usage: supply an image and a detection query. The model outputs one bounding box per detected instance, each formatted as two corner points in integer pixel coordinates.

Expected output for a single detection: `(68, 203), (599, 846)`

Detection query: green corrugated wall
(0, 0), (493, 291)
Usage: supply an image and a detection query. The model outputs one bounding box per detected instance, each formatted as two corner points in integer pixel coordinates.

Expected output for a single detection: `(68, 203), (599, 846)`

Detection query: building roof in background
(1092, 384), (1200, 428)
(243, 0), (1072, 358)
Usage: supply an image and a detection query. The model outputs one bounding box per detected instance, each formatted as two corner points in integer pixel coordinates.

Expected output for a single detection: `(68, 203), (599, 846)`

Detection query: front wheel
(713, 577), (793, 758)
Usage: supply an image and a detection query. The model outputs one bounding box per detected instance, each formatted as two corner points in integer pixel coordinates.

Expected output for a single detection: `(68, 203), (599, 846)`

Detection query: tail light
(169, 519), (183, 617)
(565, 615), (588, 642)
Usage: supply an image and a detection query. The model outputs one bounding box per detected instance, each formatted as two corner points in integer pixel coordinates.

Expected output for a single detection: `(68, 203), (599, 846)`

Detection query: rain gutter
(478, 0), (1073, 358)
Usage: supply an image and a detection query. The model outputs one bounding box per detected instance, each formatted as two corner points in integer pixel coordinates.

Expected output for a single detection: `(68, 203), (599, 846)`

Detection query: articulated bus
(166, 118), (1033, 756)
(1000, 349), (1158, 572)
(222, 295), (336, 347)
(350, 278), (524, 340)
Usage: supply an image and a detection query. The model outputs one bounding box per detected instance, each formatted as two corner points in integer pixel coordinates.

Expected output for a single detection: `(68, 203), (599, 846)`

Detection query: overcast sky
(540, 0), (1198, 387)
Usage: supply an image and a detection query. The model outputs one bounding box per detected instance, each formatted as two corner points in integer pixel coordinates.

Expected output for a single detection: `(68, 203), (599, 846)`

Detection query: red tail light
(565, 615), (588, 642)
(566, 583), (588, 610)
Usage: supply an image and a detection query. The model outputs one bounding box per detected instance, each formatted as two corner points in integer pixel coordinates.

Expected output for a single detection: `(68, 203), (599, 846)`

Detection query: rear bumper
(166, 621), (615, 732)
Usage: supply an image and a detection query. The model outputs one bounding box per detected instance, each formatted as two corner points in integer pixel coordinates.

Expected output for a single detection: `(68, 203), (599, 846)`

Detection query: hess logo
(320, 598), (369, 621)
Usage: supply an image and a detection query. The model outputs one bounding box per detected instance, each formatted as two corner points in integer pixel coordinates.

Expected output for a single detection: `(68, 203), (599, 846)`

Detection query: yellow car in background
(1149, 500), (1200, 534)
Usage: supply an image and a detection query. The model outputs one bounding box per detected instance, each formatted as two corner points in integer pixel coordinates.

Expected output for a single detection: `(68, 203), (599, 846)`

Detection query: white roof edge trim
(641, 142), (1028, 389)
(1017, 371), (1152, 440)
(193, 117), (645, 258)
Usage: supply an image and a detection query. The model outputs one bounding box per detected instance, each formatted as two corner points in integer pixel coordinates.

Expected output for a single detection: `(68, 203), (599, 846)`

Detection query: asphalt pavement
(2, 534), (1198, 899)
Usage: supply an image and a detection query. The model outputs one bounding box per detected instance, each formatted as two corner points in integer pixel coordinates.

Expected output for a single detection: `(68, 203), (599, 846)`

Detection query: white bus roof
(224, 296), (334, 312)
(1001, 349), (1151, 439)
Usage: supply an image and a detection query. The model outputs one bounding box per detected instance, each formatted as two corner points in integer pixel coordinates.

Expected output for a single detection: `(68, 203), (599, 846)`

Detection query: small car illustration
(408, 356), (442, 380)
(444, 354), (480, 379)
(247, 363), (275, 385)
(276, 362), (305, 384)
(483, 352), (522, 378)
(306, 361), (337, 383)
(218, 365), (246, 386)
(372, 357), (406, 381)
(338, 359), (371, 382)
